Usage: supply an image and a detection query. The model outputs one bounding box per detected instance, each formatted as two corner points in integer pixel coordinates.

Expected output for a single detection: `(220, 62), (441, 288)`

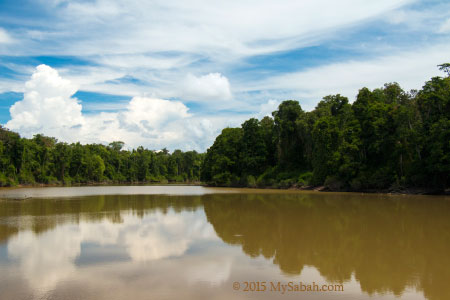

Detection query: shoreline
(293, 185), (450, 196)
(1, 182), (449, 196)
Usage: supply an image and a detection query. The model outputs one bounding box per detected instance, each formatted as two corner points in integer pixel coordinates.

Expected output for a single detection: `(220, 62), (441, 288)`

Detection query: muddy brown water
(0, 186), (449, 300)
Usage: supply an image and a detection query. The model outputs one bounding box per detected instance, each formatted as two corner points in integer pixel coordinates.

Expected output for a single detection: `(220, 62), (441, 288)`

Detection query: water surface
(0, 186), (449, 300)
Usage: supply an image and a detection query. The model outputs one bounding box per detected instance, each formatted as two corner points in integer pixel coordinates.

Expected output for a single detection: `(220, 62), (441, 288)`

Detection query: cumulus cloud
(180, 73), (232, 101)
(122, 97), (189, 130)
(6, 64), (84, 142)
(4, 65), (238, 151)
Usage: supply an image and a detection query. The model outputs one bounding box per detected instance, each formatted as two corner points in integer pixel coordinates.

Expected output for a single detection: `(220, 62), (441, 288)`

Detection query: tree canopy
(0, 127), (203, 186)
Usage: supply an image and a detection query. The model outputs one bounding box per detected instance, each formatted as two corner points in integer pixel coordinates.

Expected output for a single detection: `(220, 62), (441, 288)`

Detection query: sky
(0, 0), (449, 151)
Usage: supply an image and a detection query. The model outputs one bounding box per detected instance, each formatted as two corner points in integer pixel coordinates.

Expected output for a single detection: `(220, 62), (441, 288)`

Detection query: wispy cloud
(242, 42), (450, 110)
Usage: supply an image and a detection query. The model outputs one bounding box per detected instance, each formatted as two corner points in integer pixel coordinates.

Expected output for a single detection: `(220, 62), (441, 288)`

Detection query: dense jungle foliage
(202, 66), (450, 191)
(0, 133), (203, 186)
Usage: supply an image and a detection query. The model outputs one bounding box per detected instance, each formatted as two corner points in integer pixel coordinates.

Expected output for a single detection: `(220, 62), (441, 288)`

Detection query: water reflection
(2, 196), (219, 292)
(0, 190), (449, 300)
(8, 224), (82, 290)
(204, 193), (450, 300)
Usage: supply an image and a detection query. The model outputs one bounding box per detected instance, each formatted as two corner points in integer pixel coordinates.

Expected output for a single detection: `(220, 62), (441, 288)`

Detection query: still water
(0, 186), (449, 300)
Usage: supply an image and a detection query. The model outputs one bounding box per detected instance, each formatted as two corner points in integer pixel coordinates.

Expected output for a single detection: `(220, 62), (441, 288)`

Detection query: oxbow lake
(0, 186), (449, 300)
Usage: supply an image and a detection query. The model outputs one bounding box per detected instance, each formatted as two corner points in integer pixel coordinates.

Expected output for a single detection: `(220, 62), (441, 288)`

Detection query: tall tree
(272, 100), (305, 168)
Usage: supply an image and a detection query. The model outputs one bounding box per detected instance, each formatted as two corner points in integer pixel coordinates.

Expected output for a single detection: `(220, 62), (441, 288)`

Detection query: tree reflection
(203, 193), (450, 300)
(0, 194), (203, 242)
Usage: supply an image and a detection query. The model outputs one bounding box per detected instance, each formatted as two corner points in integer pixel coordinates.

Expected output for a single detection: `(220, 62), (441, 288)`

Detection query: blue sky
(0, 0), (449, 151)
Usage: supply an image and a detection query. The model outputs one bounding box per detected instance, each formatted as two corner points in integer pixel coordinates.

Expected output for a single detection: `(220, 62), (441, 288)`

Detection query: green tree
(240, 118), (267, 176)
(438, 63), (450, 76)
(53, 142), (72, 183)
(202, 127), (243, 185)
(89, 154), (105, 181)
(272, 100), (305, 168)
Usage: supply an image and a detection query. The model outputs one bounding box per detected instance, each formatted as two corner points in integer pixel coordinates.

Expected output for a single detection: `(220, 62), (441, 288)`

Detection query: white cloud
(180, 73), (232, 101)
(122, 97), (190, 130)
(6, 64), (84, 142)
(82, 100), (129, 111)
(96, 53), (195, 70)
(257, 99), (280, 118)
(65, 0), (122, 19)
(6, 0), (412, 58)
(4, 65), (241, 151)
(0, 28), (13, 44)
(78, 104), (192, 150)
(383, 6), (450, 32)
(0, 0), (414, 73)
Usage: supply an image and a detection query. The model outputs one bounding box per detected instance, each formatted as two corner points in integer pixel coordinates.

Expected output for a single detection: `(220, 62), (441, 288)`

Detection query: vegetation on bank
(202, 65), (450, 192)
(0, 64), (449, 192)
(0, 133), (203, 186)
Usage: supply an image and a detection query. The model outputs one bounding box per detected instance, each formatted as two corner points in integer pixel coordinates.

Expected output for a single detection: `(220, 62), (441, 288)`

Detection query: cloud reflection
(7, 209), (221, 291)
(8, 225), (82, 290)
(122, 211), (217, 261)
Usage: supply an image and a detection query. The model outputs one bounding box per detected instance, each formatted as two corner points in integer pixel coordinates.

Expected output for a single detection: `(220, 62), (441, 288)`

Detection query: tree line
(1, 65), (449, 191)
(202, 65), (450, 191)
(0, 132), (203, 186)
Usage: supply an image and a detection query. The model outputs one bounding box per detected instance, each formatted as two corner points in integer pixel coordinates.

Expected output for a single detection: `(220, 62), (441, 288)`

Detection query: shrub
(246, 175), (257, 188)
(324, 176), (344, 191)
(18, 170), (35, 184)
(212, 172), (232, 186)
(349, 177), (363, 190)
(0, 173), (7, 187)
(297, 171), (313, 186)
(279, 178), (296, 188)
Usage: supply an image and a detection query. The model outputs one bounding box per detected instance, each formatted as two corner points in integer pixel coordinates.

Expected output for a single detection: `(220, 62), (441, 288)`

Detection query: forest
(0, 65), (449, 191)
(0, 132), (203, 186)
(202, 65), (450, 192)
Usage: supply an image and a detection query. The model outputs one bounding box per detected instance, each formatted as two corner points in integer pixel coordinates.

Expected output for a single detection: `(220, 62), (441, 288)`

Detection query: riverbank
(3, 181), (447, 196)
(294, 185), (450, 195)
(204, 180), (450, 195)
(0, 181), (204, 189)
